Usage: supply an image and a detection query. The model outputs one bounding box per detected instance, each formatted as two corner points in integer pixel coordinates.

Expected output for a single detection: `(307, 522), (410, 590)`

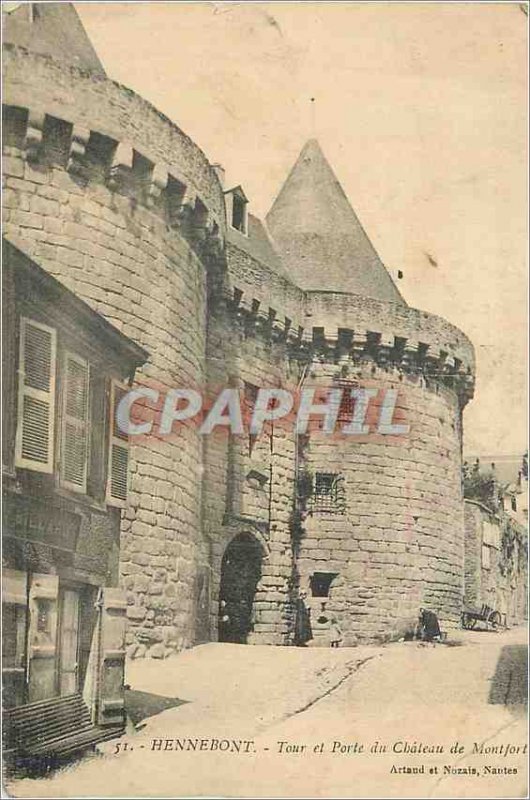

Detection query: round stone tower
(293, 292), (474, 644)
(3, 43), (225, 655)
(265, 140), (475, 644)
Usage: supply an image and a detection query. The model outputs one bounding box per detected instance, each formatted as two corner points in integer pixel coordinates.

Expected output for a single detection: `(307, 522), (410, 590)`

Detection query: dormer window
(232, 195), (246, 233)
(225, 186), (248, 236)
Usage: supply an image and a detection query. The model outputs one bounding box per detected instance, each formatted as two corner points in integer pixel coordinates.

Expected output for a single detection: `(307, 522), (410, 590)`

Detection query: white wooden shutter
(106, 382), (129, 506)
(96, 587), (127, 728)
(15, 317), (57, 472)
(60, 352), (90, 492)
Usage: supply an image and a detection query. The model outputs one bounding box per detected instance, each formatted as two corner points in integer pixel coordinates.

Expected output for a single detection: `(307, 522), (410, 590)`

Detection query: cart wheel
(490, 611), (501, 629)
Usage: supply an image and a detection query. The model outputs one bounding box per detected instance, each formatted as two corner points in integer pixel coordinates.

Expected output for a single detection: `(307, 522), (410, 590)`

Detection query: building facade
(464, 500), (527, 627)
(2, 238), (147, 741)
(3, 4), (481, 655)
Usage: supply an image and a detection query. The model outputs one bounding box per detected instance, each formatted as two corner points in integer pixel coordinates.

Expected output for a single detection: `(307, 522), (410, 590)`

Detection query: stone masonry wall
(464, 501), (528, 626)
(226, 241), (304, 332)
(220, 219), (475, 646)
(463, 502), (482, 608)
(305, 291), (475, 372)
(203, 297), (303, 644)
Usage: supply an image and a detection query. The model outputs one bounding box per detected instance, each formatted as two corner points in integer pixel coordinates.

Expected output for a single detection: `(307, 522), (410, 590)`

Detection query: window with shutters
(14, 316), (134, 504)
(15, 317), (57, 473)
(106, 382), (129, 506)
(60, 352), (90, 493)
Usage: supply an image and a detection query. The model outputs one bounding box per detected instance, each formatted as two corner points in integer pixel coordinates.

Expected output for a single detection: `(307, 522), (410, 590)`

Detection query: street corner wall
(463, 501), (483, 608)
(2, 45), (226, 657)
(464, 501), (528, 627)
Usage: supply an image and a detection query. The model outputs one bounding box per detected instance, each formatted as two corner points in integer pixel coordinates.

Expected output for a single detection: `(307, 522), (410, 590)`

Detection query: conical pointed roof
(266, 140), (404, 304)
(3, 2), (106, 76)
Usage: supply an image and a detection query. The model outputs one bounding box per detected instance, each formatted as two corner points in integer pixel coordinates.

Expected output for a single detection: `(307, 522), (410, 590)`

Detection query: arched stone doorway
(218, 533), (263, 643)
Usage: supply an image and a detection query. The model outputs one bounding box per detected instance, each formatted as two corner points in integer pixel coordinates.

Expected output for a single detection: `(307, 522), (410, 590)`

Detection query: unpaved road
(7, 626), (528, 798)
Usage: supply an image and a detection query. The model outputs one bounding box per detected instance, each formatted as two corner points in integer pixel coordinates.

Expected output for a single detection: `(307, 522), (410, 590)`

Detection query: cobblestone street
(8, 626), (527, 798)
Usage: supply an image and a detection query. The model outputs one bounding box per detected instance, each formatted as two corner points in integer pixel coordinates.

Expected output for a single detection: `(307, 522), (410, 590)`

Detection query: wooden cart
(461, 603), (502, 630)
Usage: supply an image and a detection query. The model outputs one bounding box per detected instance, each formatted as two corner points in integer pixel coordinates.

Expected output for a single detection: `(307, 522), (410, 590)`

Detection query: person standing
(330, 618), (343, 648)
(294, 590), (313, 646)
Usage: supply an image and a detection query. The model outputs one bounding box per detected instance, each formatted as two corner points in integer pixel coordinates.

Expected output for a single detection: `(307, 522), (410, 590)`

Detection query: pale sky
(76, 1), (528, 458)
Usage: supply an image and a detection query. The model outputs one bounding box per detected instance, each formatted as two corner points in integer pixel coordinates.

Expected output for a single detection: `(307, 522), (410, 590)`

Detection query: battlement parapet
(217, 284), (475, 403)
(305, 289), (474, 365)
(3, 46), (225, 255)
(225, 240), (304, 329)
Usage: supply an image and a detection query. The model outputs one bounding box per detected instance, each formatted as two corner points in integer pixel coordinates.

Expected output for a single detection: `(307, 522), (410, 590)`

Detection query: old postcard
(1, 1), (528, 798)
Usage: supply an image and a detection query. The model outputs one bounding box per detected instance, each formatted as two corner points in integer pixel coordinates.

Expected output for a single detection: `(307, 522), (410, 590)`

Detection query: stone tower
(3, 30), (225, 655)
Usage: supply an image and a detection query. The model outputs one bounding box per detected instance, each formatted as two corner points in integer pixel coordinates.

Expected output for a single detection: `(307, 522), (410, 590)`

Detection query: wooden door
(27, 573), (59, 703)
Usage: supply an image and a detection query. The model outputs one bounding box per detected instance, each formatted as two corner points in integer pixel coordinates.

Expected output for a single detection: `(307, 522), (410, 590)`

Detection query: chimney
(212, 163), (225, 189)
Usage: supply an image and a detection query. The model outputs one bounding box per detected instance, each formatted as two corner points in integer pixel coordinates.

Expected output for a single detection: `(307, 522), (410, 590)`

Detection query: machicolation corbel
(171, 186), (196, 231)
(67, 124), (90, 177)
(107, 142), (134, 191)
(146, 163), (169, 209)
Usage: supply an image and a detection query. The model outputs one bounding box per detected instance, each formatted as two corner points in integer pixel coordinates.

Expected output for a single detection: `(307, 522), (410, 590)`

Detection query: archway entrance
(218, 533), (263, 644)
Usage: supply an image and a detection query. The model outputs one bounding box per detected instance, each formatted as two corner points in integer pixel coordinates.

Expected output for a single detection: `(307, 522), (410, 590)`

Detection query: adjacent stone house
(2, 237), (147, 760)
